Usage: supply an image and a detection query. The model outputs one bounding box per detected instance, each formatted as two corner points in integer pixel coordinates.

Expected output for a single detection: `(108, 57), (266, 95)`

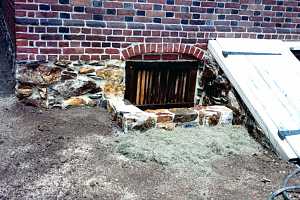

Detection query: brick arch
(121, 43), (207, 61)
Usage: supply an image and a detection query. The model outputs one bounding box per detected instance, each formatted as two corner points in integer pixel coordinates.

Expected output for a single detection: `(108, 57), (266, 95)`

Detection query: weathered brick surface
(14, 0), (300, 61)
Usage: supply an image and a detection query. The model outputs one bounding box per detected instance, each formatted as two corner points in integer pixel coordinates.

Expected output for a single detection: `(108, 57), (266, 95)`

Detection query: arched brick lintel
(121, 43), (207, 61)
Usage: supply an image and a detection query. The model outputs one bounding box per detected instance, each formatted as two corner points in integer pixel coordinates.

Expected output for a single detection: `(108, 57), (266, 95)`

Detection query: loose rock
(79, 67), (95, 74)
(52, 79), (97, 98)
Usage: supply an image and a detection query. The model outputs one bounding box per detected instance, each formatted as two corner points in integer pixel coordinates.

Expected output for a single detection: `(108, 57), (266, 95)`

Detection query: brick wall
(15, 0), (300, 62)
(1, 0), (15, 44)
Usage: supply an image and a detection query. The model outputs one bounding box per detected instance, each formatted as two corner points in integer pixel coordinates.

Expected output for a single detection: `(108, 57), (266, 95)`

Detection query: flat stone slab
(169, 108), (198, 123)
(145, 109), (174, 123)
(193, 105), (233, 126)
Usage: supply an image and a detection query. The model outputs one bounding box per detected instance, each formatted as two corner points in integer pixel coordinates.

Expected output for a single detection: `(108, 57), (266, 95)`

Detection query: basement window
(125, 61), (198, 109)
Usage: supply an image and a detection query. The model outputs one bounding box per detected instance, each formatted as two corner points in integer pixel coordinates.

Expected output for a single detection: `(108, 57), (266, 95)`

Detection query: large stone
(17, 86), (48, 108)
(103, 82), (125, 96)
(79, 67), (95, 74)
(96, 68), (124, 83)
(61, 70), (77, 80)
(122, 112), (156, 132)
(52, 79), (97, 98)
(193, 105), (233, 126)
(54, 60), (72, 68)
(106, 59), (125, 68)
(63, 96), (96, 108)
(88, 60), (105, 66)
(145, 109), (174, 123)
(16, 84), (33, 98)
(169, 108), (198, 123)
(17, 65), (62, 86)
(157, 122), (175, 131)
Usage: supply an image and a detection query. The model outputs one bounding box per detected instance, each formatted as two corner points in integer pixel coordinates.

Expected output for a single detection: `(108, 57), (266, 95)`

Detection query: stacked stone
(197, 51), (245, 125)
(15, 59), (125, 108)
(107, 96), (234, 132)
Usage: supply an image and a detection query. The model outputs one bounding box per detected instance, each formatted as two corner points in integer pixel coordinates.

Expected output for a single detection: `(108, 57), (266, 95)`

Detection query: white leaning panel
(208, 38), (300, 161)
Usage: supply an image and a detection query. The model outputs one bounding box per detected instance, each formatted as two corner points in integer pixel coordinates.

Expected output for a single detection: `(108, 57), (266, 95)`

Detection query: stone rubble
(15, 59), (125, 109)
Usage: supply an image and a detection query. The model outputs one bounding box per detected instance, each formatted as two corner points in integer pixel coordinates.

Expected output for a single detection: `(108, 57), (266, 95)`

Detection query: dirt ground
(0, 96), (295, 200)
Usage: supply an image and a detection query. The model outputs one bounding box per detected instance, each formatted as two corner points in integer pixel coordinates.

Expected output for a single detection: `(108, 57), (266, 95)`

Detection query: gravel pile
(116, 125), (261, 175)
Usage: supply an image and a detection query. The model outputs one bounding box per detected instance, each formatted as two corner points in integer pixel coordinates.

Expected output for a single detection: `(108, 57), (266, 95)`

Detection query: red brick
(105, 48), (119, 54)
(17, 48), (38, 54)
(35, 0), (58, 3)
(103, 1), (123, 8)
(59, 55), (69, 60)
(15, 11), (26, 17)
(140, 44), (145, 54)
(111, 55), (122, 60)
(63, 48), (84, 54)
(122, 49), (129, 59)
(129, 55), (143, 60)
(150, 43), (156, 53)
(15, 3), (38, 10)
(85, 48), (104, 54)
(179, 44), (185, 54)
(101, 55), (110, 60)
(144, 54), (161, 60)
(133, 45), (140, 56)
(59, 42), (69, 47)
(126, 37), (144, 43)
(17, 54), (28, 60)
(15, 26), (27, 32)
(196, 51), (204, 60)
(36, 12), (58, 18)
(91, 55), (100, 60)
(40, 48), (61, 54)
(72, 0), (91, 6)
(37, 55), (47, 61)
(70, 55), (80, 60)
(146, 44), (151, 54)
(16, 33), (39, 40)
(157, 43), (163, 53)
(16, 40), (28, 46)
(162, 54), (178, 60)
(127, 47), (134, 57)
(80, 55), (91, 61)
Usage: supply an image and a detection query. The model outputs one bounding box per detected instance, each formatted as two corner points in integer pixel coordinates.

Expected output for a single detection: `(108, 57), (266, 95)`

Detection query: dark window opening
(125, 61), (198, 110)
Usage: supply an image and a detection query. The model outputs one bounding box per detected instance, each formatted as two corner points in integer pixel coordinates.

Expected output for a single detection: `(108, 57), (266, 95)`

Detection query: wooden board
(208, 38), (300, 161)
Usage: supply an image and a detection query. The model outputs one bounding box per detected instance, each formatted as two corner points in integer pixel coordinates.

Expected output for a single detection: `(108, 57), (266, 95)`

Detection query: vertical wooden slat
(184, 70), (191, 102)
(156, 71), (161, 104)
(181, 72), (187, 102)
(147, 71), (152, 104)
(136, 70), (141, 105)
(177, 71), (183, 103)
(140, 70), (145, 105)
(187, 68), (197, 103)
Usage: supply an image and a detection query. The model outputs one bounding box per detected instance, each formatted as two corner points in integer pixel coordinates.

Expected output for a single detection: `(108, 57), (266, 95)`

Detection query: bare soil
(0, 96), (295, 200)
